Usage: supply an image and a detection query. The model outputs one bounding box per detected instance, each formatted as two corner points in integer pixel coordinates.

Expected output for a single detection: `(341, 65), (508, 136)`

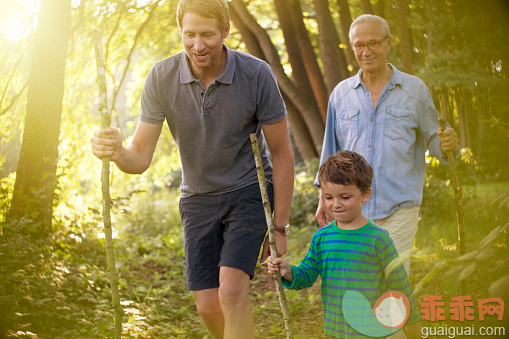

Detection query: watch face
(284, 225), (291, 235)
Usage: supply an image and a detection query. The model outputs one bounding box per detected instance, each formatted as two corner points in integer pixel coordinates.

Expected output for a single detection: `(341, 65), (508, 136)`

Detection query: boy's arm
(282, 237), (321, 290)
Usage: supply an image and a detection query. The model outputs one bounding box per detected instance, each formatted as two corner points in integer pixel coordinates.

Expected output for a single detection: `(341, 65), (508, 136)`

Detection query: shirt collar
(352, 63), (402, 88)
(179, 45), (234, 85)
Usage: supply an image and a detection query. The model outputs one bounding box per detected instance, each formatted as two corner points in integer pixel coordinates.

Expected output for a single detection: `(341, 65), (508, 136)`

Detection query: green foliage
(290, 158), (320, 227)
(1, 0), (508, 336)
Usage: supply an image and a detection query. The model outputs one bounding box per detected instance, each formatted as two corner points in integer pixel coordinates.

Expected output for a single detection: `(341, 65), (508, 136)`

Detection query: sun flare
(0, 0), (40, 43)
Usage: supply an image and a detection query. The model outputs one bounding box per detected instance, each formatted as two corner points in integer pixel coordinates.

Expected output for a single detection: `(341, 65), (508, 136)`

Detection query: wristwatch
(274, 223), (291, 236)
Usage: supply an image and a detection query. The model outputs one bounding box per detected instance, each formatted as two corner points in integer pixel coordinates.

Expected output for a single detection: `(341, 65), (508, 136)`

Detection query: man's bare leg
(194, 288), (225, 339)
(218, 266), (254, 339)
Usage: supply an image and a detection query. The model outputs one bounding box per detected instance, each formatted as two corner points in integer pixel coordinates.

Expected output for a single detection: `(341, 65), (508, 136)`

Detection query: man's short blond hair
(177, 0), (230, 33)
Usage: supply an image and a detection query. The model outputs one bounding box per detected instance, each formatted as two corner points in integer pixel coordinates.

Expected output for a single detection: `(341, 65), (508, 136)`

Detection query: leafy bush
(290, 158), (320, 227)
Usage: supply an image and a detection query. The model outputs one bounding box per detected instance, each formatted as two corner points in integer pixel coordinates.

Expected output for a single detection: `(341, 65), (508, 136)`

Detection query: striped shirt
(282, 219), (420, 338)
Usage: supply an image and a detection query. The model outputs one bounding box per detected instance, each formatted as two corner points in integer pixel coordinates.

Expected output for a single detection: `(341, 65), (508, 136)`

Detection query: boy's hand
(264, 256), (293, 282)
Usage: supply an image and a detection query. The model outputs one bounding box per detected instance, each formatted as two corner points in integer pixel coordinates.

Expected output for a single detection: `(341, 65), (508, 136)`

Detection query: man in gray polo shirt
(91, 0), (294, 338)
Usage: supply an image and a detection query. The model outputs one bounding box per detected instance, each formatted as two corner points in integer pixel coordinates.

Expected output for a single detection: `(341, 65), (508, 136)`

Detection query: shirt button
(370, 118), (373, 121)
(368, 144), (372, 148)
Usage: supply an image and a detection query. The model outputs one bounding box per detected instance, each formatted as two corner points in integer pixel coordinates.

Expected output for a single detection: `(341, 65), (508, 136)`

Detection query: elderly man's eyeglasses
(351, 38), (388, 52)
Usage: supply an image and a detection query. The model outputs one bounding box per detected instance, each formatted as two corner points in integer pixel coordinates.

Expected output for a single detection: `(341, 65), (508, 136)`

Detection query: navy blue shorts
(179, 183), (274, 291)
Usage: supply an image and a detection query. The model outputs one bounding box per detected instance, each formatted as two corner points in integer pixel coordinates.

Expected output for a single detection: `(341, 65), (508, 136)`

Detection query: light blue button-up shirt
(316, 64), (447, 220)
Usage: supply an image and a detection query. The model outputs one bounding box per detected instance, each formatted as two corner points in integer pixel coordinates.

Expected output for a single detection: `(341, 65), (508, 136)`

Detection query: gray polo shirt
(139, 46), (286, 196)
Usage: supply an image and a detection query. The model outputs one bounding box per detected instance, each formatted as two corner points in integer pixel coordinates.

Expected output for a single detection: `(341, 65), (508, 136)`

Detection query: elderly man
(315, 14), (458, 273)
(91, 0), (294, 338)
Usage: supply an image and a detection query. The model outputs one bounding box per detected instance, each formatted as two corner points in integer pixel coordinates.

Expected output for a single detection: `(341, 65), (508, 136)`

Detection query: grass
(1, 179), (507, 338)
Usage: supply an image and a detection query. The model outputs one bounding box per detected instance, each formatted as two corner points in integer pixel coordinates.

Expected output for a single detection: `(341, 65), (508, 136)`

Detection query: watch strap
(274, 223), (289, 234)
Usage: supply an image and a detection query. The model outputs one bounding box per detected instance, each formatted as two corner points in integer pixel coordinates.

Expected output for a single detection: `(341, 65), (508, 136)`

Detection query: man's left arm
(260, 116), (295, 263)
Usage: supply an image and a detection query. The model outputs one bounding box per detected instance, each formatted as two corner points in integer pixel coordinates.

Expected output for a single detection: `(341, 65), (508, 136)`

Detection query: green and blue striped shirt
(282, 219), (420, 337)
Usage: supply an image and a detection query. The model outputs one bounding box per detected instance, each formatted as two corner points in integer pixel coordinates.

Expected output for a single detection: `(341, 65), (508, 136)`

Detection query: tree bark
(374, 0), (386, 18)
(335, 0), (357, 73)
(438, 95), (466, 255)
(397, 0), (413, 74)
(359, 0), (375, 14)
(94, 29), (123, 339)
(251, 134), (293, 338)
(230, 4), (318, 159)
(461, 91), (472, 148)
(313, 0), (349, 93)
(274, 0), (320, 119)
(454, 89), (467, 148)
(8, 0), (71, 233)
(282, 92), (319, 159)
(287, 0), (329, 121)
(230, 0), (324, 151)
(475, 94), (485, 161)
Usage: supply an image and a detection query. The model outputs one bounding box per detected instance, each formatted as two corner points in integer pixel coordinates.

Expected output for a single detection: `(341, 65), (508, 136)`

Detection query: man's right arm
(91, 121), (163, 174)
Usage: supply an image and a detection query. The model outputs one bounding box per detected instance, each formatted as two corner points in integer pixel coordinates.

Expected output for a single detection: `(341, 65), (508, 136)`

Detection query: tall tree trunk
(426, 10), (433, 66)
(461, 91), (472, 148)
(229, 5), (265, 59)
(335, 0), (357, 73)
(8, 0), (71, 234)
(230, 4), (318, 159)
(475, 94), (485, 161)
(274, 0), (320, 119)
(397, 0), (413, 74)
(359, 0), (375, 14)
(374, 0), (385, 18)
(454, 89), (467, 148)
(282, 92), (319, 159)
(287, 0), (329, 121)
(313, 0), (349, 93)
(230, 0), (324, 151)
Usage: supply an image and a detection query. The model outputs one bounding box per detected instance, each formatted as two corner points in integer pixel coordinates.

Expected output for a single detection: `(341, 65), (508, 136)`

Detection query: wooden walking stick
(94, 29), (123, 338)
(250, 133), (293, 339)
(438, 94), (466, 255)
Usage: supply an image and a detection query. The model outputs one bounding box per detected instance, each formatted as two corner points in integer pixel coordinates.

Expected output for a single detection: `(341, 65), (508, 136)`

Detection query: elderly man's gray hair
(349, 14), (391, 42)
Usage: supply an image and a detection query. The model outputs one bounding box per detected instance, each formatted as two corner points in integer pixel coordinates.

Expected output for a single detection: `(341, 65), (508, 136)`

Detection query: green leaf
(476, 247), (496, 261)
(443, 264), (467, 295)
(479, 222), (509, 247)
(384, 248), (416, 278)
(459, 262), (477, 281)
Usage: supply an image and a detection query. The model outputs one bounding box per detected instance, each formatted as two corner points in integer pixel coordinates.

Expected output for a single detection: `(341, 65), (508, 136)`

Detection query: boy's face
(321, 181), (371, 229)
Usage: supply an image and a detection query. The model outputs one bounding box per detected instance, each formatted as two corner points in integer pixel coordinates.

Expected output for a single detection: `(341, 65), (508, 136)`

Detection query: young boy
(267, 150), (420, 338)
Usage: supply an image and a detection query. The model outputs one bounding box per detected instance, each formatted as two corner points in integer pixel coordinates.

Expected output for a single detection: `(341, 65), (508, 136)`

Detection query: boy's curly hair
(318, 150), (373, 193)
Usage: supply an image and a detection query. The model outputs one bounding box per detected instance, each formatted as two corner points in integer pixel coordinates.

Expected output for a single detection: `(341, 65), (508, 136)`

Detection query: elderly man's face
(350, 22), (391, 74)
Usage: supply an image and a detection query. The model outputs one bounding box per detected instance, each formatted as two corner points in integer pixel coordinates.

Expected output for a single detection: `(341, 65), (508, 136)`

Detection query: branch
(110, 2), (159, 113)
(0, 82), (28, 117)
(250, 134), (293, 339)
(94, 29), (123, 339)
(0, 54), (25, 109)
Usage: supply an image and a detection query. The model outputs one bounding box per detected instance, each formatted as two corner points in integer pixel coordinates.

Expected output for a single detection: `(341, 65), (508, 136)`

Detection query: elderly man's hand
(437, 128), (459, 153)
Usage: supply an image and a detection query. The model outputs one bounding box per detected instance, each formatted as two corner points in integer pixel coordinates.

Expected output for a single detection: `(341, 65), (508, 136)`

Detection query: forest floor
(1, 181), (508, 338)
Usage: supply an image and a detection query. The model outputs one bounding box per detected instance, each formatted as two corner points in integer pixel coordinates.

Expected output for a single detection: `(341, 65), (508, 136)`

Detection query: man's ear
(362, 188), (372, 203)
(222, 23), (230, 40)
(386, 35), (392, 50)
